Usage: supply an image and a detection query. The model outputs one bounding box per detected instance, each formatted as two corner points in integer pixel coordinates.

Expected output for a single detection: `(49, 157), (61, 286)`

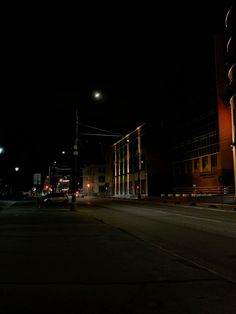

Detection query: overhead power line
(79, 122), (123, 136)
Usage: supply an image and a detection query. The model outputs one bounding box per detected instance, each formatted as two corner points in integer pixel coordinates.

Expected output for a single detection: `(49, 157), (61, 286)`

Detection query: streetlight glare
(93, 91), (102, 100)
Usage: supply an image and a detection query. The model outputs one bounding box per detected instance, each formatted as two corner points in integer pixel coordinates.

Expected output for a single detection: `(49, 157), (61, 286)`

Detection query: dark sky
(0, 1), (233, 185)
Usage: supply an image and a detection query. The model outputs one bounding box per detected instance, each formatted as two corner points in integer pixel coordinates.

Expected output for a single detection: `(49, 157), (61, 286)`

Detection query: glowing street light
(93, 91), (102, 100)
(0, 146), (4, 154)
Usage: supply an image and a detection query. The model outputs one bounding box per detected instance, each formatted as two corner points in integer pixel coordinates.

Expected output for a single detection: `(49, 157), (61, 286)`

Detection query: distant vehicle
(38, 192), (69, 205)
(76, 189), (85, 198)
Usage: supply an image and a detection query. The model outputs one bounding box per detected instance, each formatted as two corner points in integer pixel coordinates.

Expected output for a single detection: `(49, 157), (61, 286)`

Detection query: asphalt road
(0, 198), (236, 313)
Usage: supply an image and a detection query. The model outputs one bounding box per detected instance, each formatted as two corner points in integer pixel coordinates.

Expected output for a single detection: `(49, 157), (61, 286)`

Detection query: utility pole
(137, 127), (142, 200)
(70, 106), (79, 211)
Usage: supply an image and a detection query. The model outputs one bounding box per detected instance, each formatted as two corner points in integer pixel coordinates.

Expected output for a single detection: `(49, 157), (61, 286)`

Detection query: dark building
(168, 32), (234, 195)
(111, 30), (234, 198)
(87, 4), (235, 199)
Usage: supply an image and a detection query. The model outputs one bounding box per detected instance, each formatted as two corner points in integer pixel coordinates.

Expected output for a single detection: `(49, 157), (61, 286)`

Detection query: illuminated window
(98, 176), (105, 183)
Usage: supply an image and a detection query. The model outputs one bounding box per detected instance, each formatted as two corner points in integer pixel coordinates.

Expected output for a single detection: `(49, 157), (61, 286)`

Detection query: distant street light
(93, 91), (102, 100)
(0, 146), (4, 155)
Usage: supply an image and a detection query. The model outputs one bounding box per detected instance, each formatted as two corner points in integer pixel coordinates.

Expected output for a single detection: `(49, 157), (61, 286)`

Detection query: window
(194, 158), (199, 170)
(202, 156), (208, 170)
(98, 176), (105, 183)
(98, 167), (105, 173)
(187, 160), (192, 173)
(211, 154), (217, 168)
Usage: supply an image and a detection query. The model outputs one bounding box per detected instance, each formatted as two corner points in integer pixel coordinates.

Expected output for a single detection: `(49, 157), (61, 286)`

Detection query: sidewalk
(1, 199), (236, 313)
(1, 195), (236, 211)
(0, 200), (16, 210)
(147, 194), (236, 211)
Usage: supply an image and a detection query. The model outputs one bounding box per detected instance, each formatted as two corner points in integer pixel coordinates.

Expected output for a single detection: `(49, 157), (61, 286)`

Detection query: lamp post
(13, 166), (20, 197)
(230, 95), (236, 196)
(70, 91), (101, 210)
(225, 5), (236, 195)
(70, 106), (79, 211)
(228, 65), (236, 196)
(0, 146), (4, 181)
(69, 89), (107, 210)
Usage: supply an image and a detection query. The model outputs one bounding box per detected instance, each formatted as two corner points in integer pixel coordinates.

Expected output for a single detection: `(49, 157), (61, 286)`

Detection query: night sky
(0, 1), (233, 188)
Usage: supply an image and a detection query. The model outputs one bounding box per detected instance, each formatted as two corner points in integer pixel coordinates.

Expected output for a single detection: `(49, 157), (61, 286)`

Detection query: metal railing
(172, 185), (235, 196)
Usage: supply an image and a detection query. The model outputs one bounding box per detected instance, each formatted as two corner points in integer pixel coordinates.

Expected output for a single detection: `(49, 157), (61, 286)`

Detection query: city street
(0, 198), (236, 313)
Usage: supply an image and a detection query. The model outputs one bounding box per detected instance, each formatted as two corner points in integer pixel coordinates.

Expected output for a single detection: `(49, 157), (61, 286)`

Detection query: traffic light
(224, 4), (235, 107)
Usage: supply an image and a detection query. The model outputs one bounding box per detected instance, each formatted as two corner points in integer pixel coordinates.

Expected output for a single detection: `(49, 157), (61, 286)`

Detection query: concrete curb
(187, 202), (236, 210)
(157, 199), (236, 210)
(0, 201), (16, 210)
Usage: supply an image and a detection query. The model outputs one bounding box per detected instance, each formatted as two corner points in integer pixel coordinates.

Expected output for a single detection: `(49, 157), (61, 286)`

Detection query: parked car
(76, 189), (85, 198)
(38, 192), (69, 205)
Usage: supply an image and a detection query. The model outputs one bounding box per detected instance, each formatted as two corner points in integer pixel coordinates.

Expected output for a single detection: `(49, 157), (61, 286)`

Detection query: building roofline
(112, 122), (146, 147)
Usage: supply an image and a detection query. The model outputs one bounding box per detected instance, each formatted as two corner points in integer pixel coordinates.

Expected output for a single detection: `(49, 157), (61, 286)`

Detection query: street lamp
(93, 91), (102, 100)
(87, 183), (91, 196)
(225, 5), (236, 195)
(70, 90), (103, 211)
(230, 94), (236, 196)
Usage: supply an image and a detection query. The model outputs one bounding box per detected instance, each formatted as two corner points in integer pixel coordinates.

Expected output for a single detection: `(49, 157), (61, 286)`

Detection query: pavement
(1, 194), (236, 211)
(0, 200), (16, 210)
(151, 194), (236, 211)
(0, 196), (236, 313)
(111, 194), (236, 211)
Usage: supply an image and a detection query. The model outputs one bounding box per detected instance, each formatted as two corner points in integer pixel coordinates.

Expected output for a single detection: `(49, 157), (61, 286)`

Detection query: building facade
(169, 33), (234, 195)
(111, 123), (172, 198)
(81, 27), (235, 198)
(112, 124), (147, 198)
(111, 33), (234, 197)
(82, 164), (109, 196)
